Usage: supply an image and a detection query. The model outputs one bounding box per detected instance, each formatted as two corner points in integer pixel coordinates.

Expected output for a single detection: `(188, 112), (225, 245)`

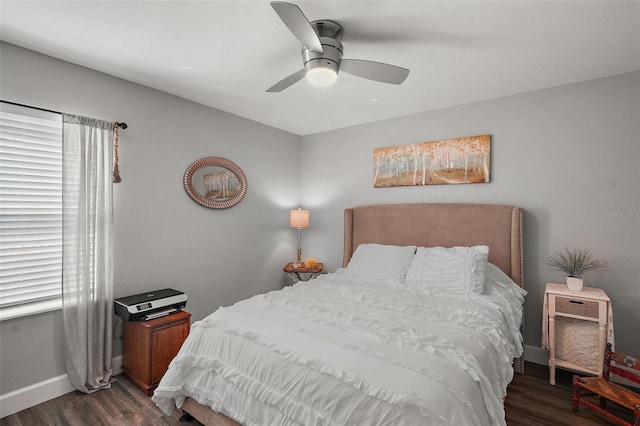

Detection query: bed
(152, 203), (525, 426)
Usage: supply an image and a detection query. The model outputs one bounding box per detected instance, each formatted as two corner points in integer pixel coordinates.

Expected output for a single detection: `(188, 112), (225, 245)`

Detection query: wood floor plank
(2, 362), (633, 425)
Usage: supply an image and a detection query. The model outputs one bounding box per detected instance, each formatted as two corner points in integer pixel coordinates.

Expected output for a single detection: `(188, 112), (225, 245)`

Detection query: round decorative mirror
(183, 157), (248, 209)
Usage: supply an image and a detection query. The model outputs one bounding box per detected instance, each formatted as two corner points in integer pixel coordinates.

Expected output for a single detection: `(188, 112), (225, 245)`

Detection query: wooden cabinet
(545, 283), (611, 385)
(122, 310), (191, 395)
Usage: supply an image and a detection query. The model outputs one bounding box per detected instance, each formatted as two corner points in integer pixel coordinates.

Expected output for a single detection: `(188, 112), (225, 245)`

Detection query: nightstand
(283, 262), (323, 283)
(544, 283), (612, 385)
(122, 310), (191, 395)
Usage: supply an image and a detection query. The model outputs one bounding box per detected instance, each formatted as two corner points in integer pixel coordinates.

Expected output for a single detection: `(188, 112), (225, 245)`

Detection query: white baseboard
(523, 344), (549, 366)
(113, 354), (123, 377)
(0, 374), (75, 419)
(0, 355), (122, 419)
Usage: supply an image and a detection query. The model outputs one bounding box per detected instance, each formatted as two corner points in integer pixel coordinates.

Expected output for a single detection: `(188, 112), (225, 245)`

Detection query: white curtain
(62, 114), (114, 393)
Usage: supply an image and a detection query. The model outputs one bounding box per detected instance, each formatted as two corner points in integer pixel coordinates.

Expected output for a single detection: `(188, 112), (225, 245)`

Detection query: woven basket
(555, 317), (599, 371)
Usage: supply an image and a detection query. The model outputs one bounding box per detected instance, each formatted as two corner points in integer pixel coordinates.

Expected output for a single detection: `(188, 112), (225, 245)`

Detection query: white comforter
(152, 272), (525, 426)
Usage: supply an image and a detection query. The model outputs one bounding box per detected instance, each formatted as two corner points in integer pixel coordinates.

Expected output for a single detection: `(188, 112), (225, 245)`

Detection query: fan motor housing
(302, 20), (344, 74)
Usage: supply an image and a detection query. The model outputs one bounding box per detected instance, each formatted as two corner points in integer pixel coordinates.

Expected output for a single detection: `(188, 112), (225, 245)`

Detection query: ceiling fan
(266, 1), (410, 92)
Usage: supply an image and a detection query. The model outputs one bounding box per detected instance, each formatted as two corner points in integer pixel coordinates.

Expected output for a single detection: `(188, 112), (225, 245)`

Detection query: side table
(283, 262), (323, 284)
(544, 283), (612, 385)
(122, 310), (191, 395)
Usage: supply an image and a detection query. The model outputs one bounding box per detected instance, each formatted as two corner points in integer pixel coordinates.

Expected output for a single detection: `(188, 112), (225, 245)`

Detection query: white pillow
(484, 262), (527, 300)
(405, 245), (489, 294)
(345, 243), (417, 282)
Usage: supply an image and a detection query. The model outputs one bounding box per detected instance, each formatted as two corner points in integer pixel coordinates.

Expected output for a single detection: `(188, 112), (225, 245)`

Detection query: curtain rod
(1, 99), (128, 129)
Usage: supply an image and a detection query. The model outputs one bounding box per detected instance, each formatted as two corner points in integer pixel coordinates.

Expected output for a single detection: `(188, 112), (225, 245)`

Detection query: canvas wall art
(373, 134), (491, 187)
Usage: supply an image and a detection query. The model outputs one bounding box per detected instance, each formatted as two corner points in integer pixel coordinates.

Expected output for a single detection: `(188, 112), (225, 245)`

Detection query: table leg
(549, 316), (556, 385)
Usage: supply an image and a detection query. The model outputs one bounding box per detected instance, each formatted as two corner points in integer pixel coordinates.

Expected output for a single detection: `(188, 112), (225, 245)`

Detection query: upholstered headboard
(343, 203), (524, 288)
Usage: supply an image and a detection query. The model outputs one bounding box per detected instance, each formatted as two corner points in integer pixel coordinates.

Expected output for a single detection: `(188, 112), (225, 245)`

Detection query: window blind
(0, 102), (63, 320)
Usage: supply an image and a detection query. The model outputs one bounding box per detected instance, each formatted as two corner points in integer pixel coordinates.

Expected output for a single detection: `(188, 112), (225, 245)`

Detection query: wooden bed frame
(181, 203), (524, 426)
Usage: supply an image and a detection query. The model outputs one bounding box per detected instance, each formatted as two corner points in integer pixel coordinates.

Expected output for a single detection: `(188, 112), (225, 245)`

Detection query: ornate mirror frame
(183, 157), (248, 209)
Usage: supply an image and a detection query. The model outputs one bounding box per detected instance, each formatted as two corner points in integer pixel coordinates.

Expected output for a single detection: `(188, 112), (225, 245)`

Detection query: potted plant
(547, 247), (607, 291)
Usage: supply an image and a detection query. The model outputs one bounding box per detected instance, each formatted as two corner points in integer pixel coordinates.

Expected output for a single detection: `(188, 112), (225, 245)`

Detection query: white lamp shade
(306, 68), (337, 86)
(290, 209), (309, 229)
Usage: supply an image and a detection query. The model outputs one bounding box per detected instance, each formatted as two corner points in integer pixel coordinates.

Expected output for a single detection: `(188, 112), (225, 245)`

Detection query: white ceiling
(1, 1), (639, 136)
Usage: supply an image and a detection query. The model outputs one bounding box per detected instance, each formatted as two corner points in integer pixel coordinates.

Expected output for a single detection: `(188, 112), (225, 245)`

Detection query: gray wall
(1, 40), (638, 398)
(299, 71), (640, 358)
(0, 42), (301, 394)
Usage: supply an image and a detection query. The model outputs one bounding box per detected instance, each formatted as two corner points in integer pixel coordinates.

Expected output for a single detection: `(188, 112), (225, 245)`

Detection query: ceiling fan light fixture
(306, 67), (338, 86)
(266, 3), (409, 92)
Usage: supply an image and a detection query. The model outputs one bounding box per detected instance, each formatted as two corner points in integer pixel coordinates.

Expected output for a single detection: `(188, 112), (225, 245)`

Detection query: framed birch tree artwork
(184, 157), (248, 209)
(373, 135), (491, 187)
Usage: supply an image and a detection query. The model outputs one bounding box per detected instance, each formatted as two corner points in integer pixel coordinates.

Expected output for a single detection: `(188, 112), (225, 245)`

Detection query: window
(0, 102), (63, 321)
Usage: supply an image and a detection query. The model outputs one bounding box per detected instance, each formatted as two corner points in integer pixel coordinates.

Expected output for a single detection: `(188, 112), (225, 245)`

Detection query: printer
(114, 288), (187, 321)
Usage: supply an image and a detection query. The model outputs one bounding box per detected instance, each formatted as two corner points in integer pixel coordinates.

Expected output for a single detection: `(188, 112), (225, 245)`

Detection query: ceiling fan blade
(340, 59), (410, 85)
(271, 1), (323, 53)
(266, 69), (306, 92)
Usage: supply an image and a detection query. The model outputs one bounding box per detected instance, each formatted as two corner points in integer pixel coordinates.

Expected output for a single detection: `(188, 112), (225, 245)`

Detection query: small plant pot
(566, 277), (584, 291)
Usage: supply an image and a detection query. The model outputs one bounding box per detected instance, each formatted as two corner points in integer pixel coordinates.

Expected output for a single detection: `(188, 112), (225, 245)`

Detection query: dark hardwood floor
(505, 362), (631, 426)
(2, 362), (631, 425)
(0, 375), (202, 426)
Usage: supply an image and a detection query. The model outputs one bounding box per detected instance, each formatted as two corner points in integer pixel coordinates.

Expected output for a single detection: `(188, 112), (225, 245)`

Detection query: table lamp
(290, 208), (309, 267)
